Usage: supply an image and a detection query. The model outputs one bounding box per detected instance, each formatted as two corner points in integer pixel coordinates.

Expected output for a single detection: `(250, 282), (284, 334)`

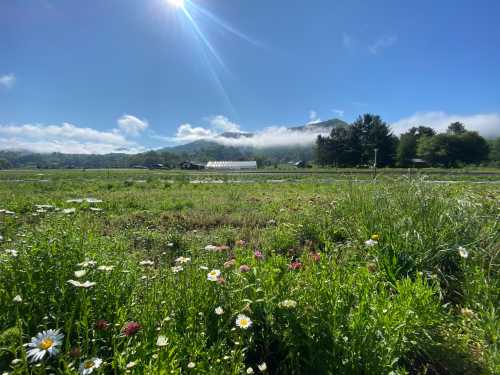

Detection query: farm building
(180, 161), (206, 170)
(206, 161), (257, 170)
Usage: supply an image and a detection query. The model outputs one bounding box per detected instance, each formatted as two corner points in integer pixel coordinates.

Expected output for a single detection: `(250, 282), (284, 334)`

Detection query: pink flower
(122, 321), (141, 337)
(288, 261), (303, 270)
(239, 264), (251, 273)
(254, 250), (264, 260)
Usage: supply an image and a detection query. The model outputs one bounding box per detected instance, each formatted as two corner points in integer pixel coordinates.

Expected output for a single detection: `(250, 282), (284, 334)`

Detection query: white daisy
(175, 256), (191, 264)
(235, 314), (252, 329)
(171, 265), (183, 273)
(278, 299), (297, 309)
(258, 362), (267, 372)
(85, 198), (103, 203)
(89, 207), (102, 212)
(77, 260), (97, 268)
(207, 269), (221, 281)
(26, 329), (64, 362)
(215, 306), (224, 315)
(199, 265), (209, 270)
(5, 249), (18, 257)
(97, 265), (114, 272)
(139, 260), (154, 266)
(156, 335), (168, 347)
(187, 362), (196, 368)
(458, 246), (469, 259)
(79, 357), (103, 374)
(74, 270), (87, 278)
(247, 367), (254, 374)
(204, 245), (219, 251)
(67, 280), (96, 288)
(364, 239), (378, 247)
(62, 208), (76, 214)
(126, 361), (137, 369)
(13, 295), (22, 303)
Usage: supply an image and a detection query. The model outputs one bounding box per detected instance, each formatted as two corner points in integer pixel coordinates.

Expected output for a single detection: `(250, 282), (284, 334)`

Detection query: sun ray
(189, 2), (264, 48)
(180, 5), (226, 69)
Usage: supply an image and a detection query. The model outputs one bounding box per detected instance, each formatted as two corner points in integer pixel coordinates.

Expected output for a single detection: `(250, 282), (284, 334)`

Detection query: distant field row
(1, 168), (500, 183)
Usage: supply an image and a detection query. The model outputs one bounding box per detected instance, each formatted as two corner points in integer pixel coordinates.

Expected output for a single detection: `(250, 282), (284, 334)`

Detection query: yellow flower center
(84, 360), (95, 369)
(39, 338), (54, 350)
(240, 319), (248, 326)
(371, 234), (379, 241)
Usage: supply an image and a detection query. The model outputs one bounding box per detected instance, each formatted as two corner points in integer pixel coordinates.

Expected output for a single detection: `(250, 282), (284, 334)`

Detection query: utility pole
(373, 148), (379, 179)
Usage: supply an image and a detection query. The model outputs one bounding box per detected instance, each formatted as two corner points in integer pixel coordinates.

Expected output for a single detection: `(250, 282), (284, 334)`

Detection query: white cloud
(214, 126), (330, 148)
(210, 115), (240, 132)
(0, 74), (15, 89)
(369, 35), (398, 54)
(392, 111), (500, 138)
(332, 109), (345, 117)
(175, 123), (216, 142)
(117, 114), (148, 136)
(308, 110), (321, 125)
(0, 122), (144, 154)
(0, 139), (143, 154)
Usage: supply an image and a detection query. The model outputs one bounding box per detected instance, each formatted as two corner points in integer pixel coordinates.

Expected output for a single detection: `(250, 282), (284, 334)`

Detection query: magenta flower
(288, 261), (303, 270)
(122, 321), (141, 337)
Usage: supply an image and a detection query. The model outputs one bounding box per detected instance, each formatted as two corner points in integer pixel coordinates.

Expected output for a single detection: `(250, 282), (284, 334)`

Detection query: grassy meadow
(0, 170), (498, 374)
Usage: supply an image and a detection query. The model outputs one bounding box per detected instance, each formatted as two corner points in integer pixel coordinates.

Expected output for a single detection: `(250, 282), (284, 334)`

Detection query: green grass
(0, 170), (498, 374)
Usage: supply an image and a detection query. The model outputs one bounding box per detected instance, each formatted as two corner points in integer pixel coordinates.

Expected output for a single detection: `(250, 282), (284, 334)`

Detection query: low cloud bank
(0, 115), (148, 154)
(391, 111), (500, 138)
(173, 120), (331, 148)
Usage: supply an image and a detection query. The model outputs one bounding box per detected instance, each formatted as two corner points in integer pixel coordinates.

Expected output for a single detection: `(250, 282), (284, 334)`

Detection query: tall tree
(396, 126), (436, 166)
(447, 122), (466, 135)
(351, 114), (398, 166)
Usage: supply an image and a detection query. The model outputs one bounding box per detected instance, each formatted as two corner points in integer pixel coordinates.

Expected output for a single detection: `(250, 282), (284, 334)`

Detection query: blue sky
(1, 0), (499, 153)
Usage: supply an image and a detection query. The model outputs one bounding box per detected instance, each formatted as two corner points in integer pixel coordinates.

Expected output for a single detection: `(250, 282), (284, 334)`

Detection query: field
(0, 170), (498, 374)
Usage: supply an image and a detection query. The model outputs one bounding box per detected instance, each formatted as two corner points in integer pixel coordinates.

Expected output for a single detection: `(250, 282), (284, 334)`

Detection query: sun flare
(168, 0), (185, 9)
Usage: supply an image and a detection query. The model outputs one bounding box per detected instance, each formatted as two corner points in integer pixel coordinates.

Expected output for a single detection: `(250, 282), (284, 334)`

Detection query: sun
(168, 0), (185, 9)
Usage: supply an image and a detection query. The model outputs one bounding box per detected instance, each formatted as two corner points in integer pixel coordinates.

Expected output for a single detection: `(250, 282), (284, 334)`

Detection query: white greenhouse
(206, 161), (257, 170)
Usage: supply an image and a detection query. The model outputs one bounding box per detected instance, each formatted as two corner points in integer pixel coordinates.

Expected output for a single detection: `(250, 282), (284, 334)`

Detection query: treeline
(316, 114), (499, 167)
(0, 151), (185, 170)
(0, 147), (310, 170)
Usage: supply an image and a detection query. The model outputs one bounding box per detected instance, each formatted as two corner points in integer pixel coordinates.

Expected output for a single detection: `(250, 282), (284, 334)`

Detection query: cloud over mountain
(171, 116), (340, 148)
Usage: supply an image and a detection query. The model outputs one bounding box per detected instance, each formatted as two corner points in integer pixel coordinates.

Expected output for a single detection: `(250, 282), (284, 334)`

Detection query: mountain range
(165, 118), (347, 156)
